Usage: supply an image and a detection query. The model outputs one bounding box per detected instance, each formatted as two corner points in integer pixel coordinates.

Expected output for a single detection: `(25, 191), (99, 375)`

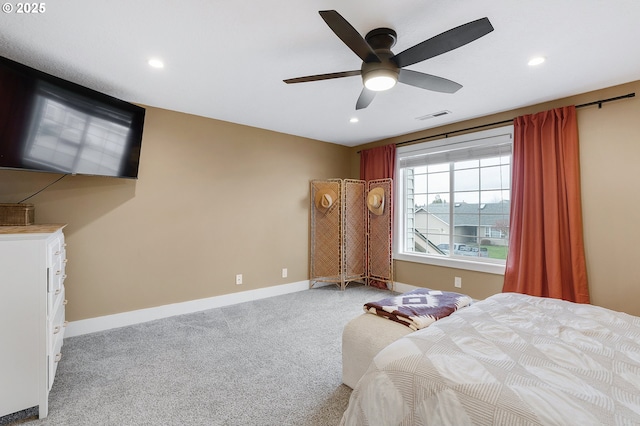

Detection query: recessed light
(528, 56), (545, 66)
(349, 117), (359, 123)
(148, 58), (165, 69)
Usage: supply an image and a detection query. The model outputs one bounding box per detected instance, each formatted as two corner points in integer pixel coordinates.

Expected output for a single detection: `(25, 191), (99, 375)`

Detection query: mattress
(341, 292), (640, 425)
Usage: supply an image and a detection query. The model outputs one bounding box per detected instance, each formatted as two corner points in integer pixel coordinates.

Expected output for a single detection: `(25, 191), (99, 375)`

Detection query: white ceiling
(1, 1), (640, 147)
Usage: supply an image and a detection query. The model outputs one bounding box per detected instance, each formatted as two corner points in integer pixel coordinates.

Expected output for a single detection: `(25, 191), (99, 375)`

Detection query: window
(395, 126), (513, 274)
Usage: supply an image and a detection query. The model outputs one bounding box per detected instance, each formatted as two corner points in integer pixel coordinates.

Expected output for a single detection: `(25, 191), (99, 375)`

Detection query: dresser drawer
(47, 278), (65, 316)
(48, 333), (64, 391)
(49, 295), (66, 348)
(47, 234), (67, 314)
(48, 301), (65, 391)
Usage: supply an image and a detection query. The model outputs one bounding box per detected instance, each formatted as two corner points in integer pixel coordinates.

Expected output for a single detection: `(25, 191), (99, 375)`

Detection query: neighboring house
(413, 201), (510, 252)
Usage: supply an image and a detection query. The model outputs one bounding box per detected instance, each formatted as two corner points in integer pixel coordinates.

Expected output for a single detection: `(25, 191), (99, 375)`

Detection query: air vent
(415, 110), (451, 121)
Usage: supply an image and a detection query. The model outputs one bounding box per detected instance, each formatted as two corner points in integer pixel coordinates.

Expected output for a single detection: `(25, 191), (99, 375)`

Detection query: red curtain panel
(503, 106), (590, 303)
(360, 144), (396, 182)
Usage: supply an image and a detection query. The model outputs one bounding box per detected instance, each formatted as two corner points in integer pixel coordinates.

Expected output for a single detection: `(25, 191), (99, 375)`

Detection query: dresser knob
(53, 326), (61, 334)
(56, 270), (61, 275)
(55, 353), (62, 362)
(63, 321), (68, 327)
(63, 299), (68, 305)
(55, 288), (61, 295)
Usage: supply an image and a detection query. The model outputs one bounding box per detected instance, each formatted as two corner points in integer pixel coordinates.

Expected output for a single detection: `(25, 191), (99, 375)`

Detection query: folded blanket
(364, 288), (473, 330)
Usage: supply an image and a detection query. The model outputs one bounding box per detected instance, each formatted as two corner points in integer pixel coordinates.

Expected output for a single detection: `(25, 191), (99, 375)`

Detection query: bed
(341, 292), (640, 425)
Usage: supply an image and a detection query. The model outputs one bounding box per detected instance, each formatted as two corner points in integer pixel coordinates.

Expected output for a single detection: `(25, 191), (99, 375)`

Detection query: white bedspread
(341, 292), (640, 425)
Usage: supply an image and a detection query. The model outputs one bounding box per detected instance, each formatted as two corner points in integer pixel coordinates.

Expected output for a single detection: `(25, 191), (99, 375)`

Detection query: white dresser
(0, 224), (67, 419)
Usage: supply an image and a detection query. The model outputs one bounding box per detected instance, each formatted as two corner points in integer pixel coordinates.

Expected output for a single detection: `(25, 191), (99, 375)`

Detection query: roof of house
(416, 201), (510, 227)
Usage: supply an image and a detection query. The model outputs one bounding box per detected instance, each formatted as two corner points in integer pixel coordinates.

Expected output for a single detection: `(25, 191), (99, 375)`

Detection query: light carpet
(0, 284), (391, 426)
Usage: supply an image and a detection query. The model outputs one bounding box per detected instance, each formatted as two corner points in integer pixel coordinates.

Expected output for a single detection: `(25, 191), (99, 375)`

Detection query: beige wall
(0, 107), (351, 321)
(352, 81), (640, 316)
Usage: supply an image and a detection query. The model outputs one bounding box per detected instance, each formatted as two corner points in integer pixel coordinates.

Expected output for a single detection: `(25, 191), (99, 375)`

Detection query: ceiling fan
(284, 10), (494, 110)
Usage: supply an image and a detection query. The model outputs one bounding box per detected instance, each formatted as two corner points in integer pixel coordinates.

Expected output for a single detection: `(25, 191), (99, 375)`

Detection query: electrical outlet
(236, 274), (242, 285)
(454, 277), (462, 288)
(282, 268), (288, 278)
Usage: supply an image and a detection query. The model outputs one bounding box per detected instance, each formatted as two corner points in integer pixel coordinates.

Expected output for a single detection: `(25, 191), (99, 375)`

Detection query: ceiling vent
(415, 110), (452, 121)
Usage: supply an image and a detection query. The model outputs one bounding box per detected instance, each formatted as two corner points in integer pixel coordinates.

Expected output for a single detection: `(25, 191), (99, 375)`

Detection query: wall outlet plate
(236, 274), (242, 285)
(454, 277), (462, 288)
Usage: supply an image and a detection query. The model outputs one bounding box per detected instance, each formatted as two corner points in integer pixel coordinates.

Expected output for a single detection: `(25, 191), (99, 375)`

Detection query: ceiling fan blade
(356, 88), (376, 110)
(392, 17), (494, 68)
(398, 69), (462, 93)
(319, 10), (380, 63)
(284, 70), (361, 84)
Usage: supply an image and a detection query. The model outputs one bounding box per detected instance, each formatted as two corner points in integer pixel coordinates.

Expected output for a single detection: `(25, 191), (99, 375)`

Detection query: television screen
(0, 55), (145, 179)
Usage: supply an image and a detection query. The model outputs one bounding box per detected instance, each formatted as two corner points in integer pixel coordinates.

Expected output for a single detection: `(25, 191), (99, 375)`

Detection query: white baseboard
(65, 280), (314, 337)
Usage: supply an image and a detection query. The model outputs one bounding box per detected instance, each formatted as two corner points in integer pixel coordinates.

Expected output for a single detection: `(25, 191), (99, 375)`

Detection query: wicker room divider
(310, 178), (393, 290)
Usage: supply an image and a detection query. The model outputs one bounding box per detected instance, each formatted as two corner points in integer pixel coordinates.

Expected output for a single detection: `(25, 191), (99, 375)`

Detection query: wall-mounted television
(0, 55), (145, 179)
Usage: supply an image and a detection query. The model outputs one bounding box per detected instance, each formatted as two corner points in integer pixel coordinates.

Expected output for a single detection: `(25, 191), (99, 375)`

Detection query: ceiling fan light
(364, 69), (397, 91)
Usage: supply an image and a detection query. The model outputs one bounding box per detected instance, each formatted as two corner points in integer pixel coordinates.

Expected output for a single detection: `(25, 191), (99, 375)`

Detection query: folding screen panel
(310, 179), (342, 286)
(343, 179), (367, 284)
(367, 178), (393, 288)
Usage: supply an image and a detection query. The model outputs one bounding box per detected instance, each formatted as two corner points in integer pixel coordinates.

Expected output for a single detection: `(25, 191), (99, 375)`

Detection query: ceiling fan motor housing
(361, 27), (400, 91)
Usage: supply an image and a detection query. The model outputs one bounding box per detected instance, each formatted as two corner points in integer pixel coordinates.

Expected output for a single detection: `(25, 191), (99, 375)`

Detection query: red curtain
(503, 106), (590, 303)
(360, 145), (395, 289)
(360, 144), (396, 182)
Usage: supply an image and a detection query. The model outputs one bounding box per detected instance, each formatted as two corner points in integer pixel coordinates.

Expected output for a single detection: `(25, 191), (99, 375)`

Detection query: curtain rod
(361, 92), (635, 151)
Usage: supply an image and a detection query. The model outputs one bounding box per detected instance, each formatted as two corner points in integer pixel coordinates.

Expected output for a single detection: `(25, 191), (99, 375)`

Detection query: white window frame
(394, 125), (514, 275)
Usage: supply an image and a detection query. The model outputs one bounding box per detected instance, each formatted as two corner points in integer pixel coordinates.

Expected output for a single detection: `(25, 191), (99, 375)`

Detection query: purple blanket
(364, 288), (473, 330)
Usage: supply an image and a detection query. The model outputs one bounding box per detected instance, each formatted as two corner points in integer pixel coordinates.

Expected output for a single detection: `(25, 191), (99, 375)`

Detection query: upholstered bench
(341, 288), (474, 388)
(341, 313), (412, 389)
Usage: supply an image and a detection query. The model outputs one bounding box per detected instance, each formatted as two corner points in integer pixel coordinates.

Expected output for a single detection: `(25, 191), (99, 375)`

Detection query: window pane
(427, 171), (449, 193)
(501, 164), (511, 188)
(480, 165), (505, 190)
(414, 194), (427, 206)
(454, 168), (478, 192)
(428, 193), (449, 204)
(454, 192), (479, 204)
(427, 163), (448, 173)
(480, 157), (501, 167)
(480, 190), (507, 204)
(454, 159), (479, 170)
(413, 172), (427, 194)
(480, 155), (510, 167)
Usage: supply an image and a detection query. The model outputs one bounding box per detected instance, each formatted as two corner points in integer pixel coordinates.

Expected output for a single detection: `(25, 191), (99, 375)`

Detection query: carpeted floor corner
(0, 284), (391, 426)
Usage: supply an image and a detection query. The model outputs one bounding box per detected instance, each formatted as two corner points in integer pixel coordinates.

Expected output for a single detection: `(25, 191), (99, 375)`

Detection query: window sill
(394, 252), (506, 275)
